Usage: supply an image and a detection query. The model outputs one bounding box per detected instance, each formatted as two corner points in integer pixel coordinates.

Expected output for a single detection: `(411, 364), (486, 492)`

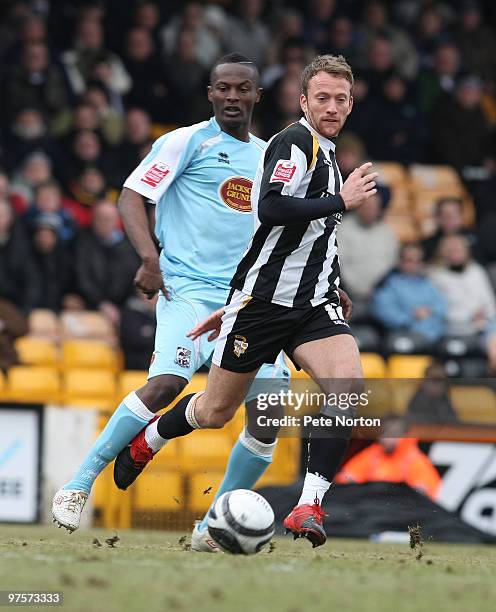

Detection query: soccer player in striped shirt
(116, 55), (377, 547)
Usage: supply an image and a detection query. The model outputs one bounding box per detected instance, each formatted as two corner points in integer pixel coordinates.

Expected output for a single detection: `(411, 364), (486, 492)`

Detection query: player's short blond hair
(301, 55), (354, 95)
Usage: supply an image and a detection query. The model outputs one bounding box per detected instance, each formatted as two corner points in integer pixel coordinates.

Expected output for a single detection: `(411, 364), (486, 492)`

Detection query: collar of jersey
(299, 117), (336, 153)
(211, 116), (253, 144)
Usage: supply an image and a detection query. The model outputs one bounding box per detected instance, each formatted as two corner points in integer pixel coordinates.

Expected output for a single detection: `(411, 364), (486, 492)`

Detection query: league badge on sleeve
(270, 160), (297, 184)
(174, 347), (192, 368)
(141, 162), (171, 188)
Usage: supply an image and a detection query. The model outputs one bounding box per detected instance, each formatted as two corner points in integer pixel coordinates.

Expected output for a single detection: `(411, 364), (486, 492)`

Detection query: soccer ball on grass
(207, 489), (275, 555)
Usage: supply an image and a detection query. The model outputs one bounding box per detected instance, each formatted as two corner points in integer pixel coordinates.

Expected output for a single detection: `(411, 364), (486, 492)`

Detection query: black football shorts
(212, 289), (353, 373)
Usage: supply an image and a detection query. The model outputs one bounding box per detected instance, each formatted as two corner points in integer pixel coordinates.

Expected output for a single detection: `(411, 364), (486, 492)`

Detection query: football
(207, 489), (275, 555)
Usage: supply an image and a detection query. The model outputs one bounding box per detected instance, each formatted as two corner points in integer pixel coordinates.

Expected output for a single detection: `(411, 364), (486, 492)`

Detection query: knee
(201, 407), (234, 429)
(138, 375), (187, 412)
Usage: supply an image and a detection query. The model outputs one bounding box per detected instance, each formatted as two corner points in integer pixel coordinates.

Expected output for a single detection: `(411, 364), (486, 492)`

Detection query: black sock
(306, 415), (352, 482)
(157, 393), (196, 440)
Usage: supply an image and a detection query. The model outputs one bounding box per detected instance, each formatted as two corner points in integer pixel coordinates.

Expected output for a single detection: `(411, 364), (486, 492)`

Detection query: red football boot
(113, 415), (158, 490)
(283, 499), (328, 548)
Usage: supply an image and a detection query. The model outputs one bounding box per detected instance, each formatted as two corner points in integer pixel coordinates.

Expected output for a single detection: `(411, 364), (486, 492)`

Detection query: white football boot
(52, 488), (88, 532)
(190, 522), (220, 553)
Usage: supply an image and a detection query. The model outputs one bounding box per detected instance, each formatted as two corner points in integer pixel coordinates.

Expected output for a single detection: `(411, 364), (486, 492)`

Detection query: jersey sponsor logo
(219, 176), (252, 212)
(270, 160), (297, 184)
(140, 162), (171, 187)
(174, 347), (192, 368)
(233, 335), (249, 357)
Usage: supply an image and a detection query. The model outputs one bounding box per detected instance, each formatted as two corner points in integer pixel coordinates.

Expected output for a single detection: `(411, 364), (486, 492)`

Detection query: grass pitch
(0, 525), (495, 612)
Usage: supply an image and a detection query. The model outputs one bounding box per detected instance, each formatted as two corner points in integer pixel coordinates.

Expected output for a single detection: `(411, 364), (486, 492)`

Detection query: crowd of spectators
(0, 0), (495, 373)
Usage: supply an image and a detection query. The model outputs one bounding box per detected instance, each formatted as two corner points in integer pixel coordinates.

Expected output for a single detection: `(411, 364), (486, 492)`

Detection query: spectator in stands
(431, 75), (493, 175)
(223, 0), (270, 67)
(406, 362), (459, 424)
(455, 1), (496, 80)
(83, 82), (125, 145)
(10, 151), (53, 212)
(412, 5), (448, 70)
(357, 0), (419, 80)
(164, 28), (209, 124)
(371, 243), (446, 352)
(264, 9), (304, 70)
(66, 129), (106, 181)
(1, 41), (71, 131)
(161, 2), (223, 70)
(0, 169), (26, 216)
(358, 36), (395, 99)
(417, 42), (462, 115)
(61, 17), (131, 97)
(429, 234), (496, 368)
(75, 200), (139, 325)
(326, 16), (359, 66)
(67, 166), (112, 228)
(120, 290), (157, 370)
(335, 416), (441, 500)
(261, 37), (312, 90)
(0, 298), (28, 372)
(260, 76), (302, 139)
(368, 72), (426, 165)
(133, 1), (161, 35)
(422, 197), (480, 262)
(338, 189), (398, 307)
(303, 0), (337, 51)
(30, 213), (82, 312)
(24, 180), (77, 242)
(336, 133), (366, 181)
(2, 108), (60, 173)
(108, 108), (152, 188)
(122, 27), (168, 121)
(0, 199), (39, 313)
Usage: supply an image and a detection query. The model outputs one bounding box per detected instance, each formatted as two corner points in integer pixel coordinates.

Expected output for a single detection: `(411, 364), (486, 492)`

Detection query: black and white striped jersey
(230, 117), (343, 308)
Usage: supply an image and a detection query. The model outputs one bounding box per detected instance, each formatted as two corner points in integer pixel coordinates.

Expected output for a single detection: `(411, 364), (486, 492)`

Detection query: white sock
(124, 391), (156, 420)
(238, 427), (277, 459)
(144, 418), (169, 453)
(297, 471), (331, 506)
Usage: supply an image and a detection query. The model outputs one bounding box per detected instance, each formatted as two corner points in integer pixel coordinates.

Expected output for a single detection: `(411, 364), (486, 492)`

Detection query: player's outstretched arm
(258, 163), (377, 226)
(187, 307), (225, 341)
(118, 187), (169, 299)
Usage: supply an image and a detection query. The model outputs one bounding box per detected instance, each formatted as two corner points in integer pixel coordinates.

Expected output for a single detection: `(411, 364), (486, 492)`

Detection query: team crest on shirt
(233, 335), (249, 357)
(141, 162), (171, 187)
(270, 160), (297, 184)
(219, 176), (252, 212)
(174, 347), (192, 368)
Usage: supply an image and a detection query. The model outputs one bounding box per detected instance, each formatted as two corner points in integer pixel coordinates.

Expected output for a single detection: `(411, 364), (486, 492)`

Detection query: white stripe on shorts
(212, 290), (251, 367)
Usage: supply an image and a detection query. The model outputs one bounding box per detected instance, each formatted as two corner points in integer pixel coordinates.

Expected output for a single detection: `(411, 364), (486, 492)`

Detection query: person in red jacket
(335, 416), (441, 500)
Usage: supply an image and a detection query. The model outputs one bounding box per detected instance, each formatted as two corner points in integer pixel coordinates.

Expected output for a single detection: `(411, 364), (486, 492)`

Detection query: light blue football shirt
(124, 117), (265, 290)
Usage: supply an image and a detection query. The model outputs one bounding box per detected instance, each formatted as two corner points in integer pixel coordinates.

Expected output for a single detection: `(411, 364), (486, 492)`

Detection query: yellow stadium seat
(384, 213), (420, 243)
(188, 472), (226, 512)
(388, 355), (432, 379)
(63, 368), (116, 410)
(180, 429), (232, 472)
(117, 370), (148, 400)
(15, 336), (58, 366)
(7, 366), (61, 403)
(390, 380), (419, 413)
(28, 309), (60, 339)
(60, 310), (116, 342)
(364, 379), (396, 417)
(451, 386), (496, 424)
(134, 472), (183, 511)
(361, 353), (387, 378)
(62, 340), (119, 371)
(409, 164), (462, 191)
(0, 370), (6, 399)
(373, 162), (408, 188)
(257, 437), (300, 487)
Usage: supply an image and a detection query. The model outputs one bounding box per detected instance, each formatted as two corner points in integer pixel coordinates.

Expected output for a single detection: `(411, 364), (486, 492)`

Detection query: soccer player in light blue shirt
(52, 54), (289, 547)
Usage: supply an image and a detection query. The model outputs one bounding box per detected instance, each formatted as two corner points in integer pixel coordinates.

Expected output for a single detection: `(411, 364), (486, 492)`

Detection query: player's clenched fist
(339, 162), (378, 210)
